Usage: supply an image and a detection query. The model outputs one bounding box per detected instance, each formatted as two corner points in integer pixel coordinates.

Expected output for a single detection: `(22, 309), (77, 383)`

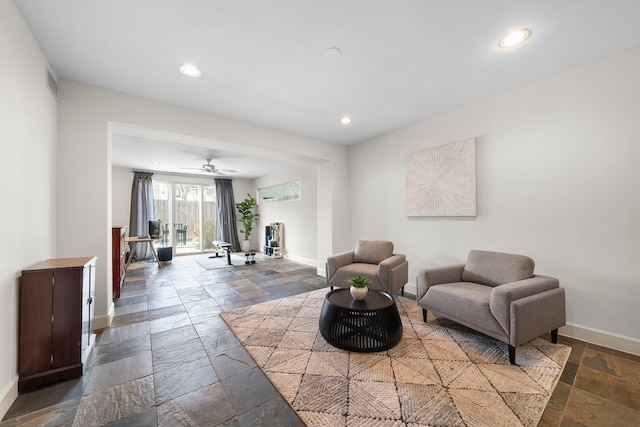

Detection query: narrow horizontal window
(258, 180), (300, 203)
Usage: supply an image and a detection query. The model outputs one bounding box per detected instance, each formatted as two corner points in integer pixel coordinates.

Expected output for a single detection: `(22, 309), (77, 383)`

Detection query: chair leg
(508, 345), (516, 365)
(422, 309), (427, 323)
(401, 286), (404, 296)
(551, 328), (558, 344)
(330, 286), (334, 290)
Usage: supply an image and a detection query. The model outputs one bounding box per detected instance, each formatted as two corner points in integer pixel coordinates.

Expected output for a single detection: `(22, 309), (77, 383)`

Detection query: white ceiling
(110, 133), (296, 179)
(15, 0), (640, 177)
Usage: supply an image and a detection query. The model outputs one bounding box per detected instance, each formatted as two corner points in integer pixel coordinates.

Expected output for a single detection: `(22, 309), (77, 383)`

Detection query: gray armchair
(416, 250), (566, 364)
(326, 240), (408, 296)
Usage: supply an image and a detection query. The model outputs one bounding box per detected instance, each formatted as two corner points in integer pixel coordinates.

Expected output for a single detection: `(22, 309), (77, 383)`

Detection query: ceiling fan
(181, 158), (236, 176)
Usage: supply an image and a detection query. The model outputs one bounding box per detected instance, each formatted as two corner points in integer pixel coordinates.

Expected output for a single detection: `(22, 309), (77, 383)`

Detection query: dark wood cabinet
(112, 226), (127, 299)
(19, 257), (96, 392)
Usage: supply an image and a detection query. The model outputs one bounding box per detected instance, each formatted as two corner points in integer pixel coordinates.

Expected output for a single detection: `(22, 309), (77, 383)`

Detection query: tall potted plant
(235, 193), (260, 252)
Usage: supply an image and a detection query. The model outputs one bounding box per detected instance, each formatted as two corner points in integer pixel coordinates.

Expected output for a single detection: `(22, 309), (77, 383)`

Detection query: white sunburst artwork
(406, 138), (477, 217)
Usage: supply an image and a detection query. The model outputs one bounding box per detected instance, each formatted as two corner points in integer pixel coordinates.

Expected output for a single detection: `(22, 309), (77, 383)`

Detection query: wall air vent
(46, 67), (58, 99)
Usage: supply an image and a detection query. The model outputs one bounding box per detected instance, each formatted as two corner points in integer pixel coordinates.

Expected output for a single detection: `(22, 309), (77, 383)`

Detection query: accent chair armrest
(325, 250), (355, 279)
(416, 264), (465, 300)
(377, 254), (407, 286)
(490, 274), (560, 336)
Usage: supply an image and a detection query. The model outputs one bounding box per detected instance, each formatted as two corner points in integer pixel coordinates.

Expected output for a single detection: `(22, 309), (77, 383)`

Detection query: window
(258, 180), (301, 203)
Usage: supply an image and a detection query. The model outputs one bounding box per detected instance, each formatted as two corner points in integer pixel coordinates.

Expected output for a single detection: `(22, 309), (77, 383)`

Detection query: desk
(124, 237), (161, 271)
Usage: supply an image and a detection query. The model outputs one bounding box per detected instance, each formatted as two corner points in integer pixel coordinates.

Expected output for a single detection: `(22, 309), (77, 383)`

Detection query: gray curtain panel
(129, 171), (154, 261)
(215, 178), (241, 252)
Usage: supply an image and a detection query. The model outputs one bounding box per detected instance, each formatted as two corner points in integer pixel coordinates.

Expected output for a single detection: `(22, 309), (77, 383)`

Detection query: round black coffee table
(319, 289), (403, 352)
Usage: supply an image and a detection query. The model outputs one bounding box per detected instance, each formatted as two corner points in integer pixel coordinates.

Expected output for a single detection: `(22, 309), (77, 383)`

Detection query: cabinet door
(19, 271), (54, 376)
(82, 262), (95, 358)
(51, 268), (83, 369)
(112, 227), (120, 298)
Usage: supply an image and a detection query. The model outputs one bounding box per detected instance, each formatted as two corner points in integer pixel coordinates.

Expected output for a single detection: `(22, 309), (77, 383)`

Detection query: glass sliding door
(153, 182), (171, 247)
(175, 184), (200, 255)
(172, 182), (217, 255)
(203, 185), (216, 250)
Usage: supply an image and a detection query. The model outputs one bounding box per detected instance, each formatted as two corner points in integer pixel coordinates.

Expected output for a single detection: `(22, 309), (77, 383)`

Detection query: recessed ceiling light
(498, 28), (532, 48)
(325, 47), (341, 58)
(340, 116), (352, 125)
(179, 63), (201, 78)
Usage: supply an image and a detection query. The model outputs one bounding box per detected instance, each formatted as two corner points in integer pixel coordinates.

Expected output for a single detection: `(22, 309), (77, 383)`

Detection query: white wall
(230, 179), (253, 246)
(350, 47), (640, 354)
(0, 1), (58, 417)
(58, 81), (350, 331)
(111, 167), (132, 228)
(253, 164), (319, 266)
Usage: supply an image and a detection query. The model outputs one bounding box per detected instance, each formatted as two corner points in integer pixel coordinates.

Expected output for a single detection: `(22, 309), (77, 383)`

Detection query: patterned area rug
(220, 289), (570, 426)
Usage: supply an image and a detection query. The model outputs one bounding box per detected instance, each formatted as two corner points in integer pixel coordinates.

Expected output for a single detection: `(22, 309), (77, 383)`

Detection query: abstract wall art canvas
(406, 138), (476, 217)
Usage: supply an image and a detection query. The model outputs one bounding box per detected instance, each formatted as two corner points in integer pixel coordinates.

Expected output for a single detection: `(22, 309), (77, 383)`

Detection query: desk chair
(176, 224), (187, 246)
(162, 224), (169, 245)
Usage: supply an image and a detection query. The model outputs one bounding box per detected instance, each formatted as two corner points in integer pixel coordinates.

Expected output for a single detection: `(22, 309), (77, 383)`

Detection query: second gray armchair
(326, 240), (409, 295)
(416, 250), (566, 364)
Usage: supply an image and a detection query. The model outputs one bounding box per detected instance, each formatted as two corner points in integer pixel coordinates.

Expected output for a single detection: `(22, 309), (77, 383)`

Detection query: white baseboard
(559, 324), (640, 356)
(0, 377), (18, 421)
(92, 300), (115, 331)
(284, 254), (318, 270)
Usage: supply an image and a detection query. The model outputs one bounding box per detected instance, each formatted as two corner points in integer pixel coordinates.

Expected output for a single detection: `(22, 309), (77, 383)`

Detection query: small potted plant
(346, 275), (371, 300)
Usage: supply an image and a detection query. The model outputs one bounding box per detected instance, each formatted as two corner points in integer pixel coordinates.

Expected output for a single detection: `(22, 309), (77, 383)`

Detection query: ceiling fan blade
(180, 159), (234, 176)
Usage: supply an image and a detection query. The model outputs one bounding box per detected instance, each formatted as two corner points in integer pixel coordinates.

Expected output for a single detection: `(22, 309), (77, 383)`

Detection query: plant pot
(242, 239), (251, 253)
(350, 286), (368, 301)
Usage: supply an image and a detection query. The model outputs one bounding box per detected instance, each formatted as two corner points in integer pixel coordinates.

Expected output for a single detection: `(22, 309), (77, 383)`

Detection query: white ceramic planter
(242, 240), (250, 253)
(350, 286), (368, 300)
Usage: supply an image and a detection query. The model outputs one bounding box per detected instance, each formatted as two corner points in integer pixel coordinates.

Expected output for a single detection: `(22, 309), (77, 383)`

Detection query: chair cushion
(329, 264), (381, 289)
(354, 240), (393, 264)
(462, 250), (535, 287)
(422, 282), (508, 341)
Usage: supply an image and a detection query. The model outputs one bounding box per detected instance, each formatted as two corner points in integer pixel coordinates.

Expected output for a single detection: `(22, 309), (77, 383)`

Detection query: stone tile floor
(2, 254), (639, 426)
